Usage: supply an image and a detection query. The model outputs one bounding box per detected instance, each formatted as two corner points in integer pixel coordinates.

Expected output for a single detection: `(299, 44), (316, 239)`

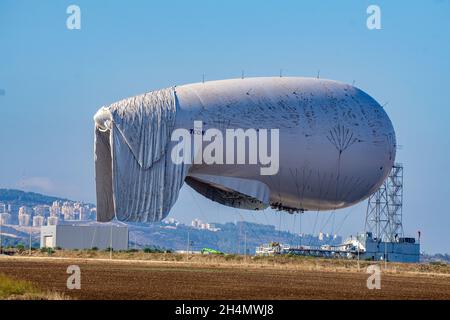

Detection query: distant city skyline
(1, 1), (449, 253)
(0, 198), (96, 227)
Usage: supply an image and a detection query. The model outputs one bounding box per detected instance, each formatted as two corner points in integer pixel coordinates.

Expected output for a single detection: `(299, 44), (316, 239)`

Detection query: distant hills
(0, 188), (71, 207)
(128, 221), (342, 254)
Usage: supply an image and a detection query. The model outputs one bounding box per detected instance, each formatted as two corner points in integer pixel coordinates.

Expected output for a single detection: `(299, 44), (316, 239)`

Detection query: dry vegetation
(1, 255), (449, 300)
(0, 273), (69, 300)
(7, 248), (450, 278)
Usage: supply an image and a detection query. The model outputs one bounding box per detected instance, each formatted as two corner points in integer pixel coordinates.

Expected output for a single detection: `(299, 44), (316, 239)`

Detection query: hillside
(124, 221), (342, 254)
(0, 189), (70, 207)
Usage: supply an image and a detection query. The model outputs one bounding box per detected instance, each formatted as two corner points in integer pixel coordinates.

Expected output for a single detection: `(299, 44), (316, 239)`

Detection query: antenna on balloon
(382, 101), (389, 108)
(317, 70), (320, 79)
(352, 80), (356, 86)
(241, 70), (245, 79)
(202, 74), (205, 84)
(280, 69), (283, 78)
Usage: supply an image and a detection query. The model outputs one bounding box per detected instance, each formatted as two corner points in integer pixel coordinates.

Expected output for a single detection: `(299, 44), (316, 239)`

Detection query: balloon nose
(94, 107), (112, 131)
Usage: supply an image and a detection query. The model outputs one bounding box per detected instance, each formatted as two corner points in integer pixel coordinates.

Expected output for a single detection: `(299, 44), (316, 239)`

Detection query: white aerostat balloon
(94, 77), (396, 223)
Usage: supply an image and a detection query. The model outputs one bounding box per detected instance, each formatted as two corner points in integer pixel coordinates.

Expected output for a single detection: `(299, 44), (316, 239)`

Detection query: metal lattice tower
(365, 164), (404, 242)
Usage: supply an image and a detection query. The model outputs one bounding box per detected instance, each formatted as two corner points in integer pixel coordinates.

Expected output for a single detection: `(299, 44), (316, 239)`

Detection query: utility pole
(0, 217), (3, 255)
(384, 241), (388, 270)
(357, 241), (360, 271)
(299, 213), (302, 247)
(244, 232), (247, 262)
(238, 220), (242, 255)
(29, 227), (32, 256)
(186, 229), (190, 260)
(109, 223), (113, 260)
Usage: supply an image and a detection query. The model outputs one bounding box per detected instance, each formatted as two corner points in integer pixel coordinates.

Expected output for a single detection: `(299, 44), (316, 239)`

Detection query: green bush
(430, 261), (447, 267)
(143, 246), (168, 253)
(40, 247), (54, 255)
(174, 254), (183, 261)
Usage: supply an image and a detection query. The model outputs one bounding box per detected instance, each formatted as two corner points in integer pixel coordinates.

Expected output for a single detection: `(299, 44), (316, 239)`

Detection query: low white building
(40, 224), (129, 250)
(191, 218), (221, 232)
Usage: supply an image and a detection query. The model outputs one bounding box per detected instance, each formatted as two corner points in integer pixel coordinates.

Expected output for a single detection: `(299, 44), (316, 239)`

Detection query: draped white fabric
(95, 88), (188, 222)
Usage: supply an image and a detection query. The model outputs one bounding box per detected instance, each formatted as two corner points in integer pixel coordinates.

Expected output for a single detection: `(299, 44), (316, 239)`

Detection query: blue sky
(0, 0), (449, 253)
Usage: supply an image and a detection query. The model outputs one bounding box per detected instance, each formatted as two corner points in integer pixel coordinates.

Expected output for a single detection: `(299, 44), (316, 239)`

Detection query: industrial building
(40, 224), (128, 250)
(256, 234), (420, 263)
(355, 232), (419, 263)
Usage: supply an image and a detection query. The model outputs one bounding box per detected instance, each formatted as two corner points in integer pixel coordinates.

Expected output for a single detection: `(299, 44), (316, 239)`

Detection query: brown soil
(0, 256), (449, 300)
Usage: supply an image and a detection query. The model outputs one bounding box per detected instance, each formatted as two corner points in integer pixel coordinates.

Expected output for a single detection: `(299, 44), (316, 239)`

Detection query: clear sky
(1, 0), (449, 253)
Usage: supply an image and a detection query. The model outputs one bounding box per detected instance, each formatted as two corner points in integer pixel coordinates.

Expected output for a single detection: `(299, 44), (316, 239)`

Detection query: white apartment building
(62, 202), (74, 220)
(79, 206), (89, 220)
(18, 206), (32, 216)
(0, 202), (7, 213)
(50, 201), (61, 217)
(32, 215), (45, 227)
(0, 212), (11, 225)
(90, 208), (97, 220)
(191, 218), (201, 228)
(18, 212), (31, 226)
(33, 205), (50, 217)
(191, 218), (221, 232)
(47, 216), (59, 226)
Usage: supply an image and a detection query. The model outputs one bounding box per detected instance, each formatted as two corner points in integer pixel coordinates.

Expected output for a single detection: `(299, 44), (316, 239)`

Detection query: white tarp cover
(95, 88), (188, 222)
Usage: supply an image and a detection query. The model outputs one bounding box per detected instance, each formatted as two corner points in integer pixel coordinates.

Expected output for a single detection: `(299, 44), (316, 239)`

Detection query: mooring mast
(364, 164), (404, 242)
